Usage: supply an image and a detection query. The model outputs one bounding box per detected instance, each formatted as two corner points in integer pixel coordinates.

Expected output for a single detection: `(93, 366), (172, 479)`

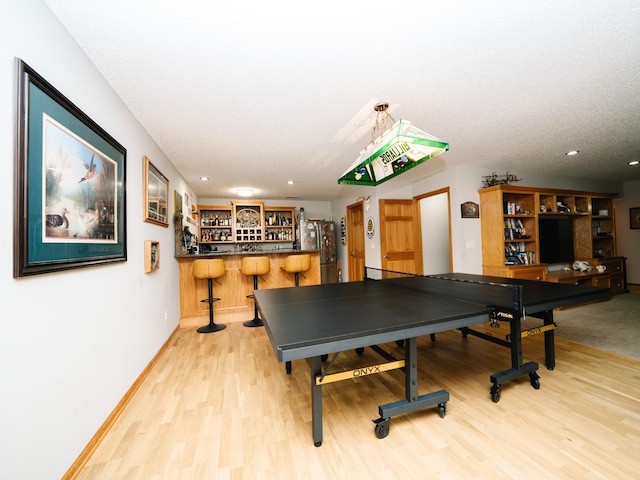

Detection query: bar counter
(177, 249), (320, 327)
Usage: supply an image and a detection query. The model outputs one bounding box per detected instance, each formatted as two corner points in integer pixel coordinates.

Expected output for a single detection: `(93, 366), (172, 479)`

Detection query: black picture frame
(630, 207), (640, 229)
(13, 58), (127, 277)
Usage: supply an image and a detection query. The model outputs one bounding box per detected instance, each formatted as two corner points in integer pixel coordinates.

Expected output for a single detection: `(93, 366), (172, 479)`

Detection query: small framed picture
(461, 201), (479, 218)
(630, 207), (640, 229)
(143, 156), (170, 227)
(144, 240), (160, 273)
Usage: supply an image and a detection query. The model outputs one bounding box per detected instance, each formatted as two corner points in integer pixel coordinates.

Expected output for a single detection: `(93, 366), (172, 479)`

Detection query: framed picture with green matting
(13, 59), (127, 277)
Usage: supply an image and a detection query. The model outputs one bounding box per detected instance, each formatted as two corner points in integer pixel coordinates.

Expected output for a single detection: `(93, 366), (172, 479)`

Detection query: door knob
(383, 255), (389, 259)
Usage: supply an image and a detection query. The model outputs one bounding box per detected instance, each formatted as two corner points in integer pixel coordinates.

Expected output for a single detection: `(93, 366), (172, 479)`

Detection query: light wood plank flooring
(76, 316), (640, 479)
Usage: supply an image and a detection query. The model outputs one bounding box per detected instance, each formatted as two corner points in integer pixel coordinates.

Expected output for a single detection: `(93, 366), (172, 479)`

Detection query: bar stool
(281, 254), (311, 287)
(281, 254), (311, 373)
(193, 259), (227, 334)
(240, 256), (270, 328)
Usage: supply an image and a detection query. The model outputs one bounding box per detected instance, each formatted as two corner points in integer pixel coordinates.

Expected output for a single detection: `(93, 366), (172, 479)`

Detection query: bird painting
(79, 153), (96, 183)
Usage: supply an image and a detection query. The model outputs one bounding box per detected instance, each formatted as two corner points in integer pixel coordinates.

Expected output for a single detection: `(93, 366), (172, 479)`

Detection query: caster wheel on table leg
(490, 384), (502, 403)
(529, 372), (540, 389)
(373, 417), (390, 439)
(438, 403), (447, 418)
(355, 347), (364, 356)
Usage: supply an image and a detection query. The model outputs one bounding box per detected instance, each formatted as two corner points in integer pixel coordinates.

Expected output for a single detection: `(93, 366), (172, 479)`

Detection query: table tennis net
(364, 267), (523, 313)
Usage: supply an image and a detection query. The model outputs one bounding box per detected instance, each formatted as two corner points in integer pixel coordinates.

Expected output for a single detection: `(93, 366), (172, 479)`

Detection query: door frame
(414, 187), (453, 273)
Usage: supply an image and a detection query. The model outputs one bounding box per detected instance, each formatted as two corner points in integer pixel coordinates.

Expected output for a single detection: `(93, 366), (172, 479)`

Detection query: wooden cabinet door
(379, 199), (422, 275)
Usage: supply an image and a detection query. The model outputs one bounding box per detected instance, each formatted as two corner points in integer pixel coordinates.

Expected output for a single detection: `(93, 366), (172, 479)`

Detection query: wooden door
(347, 201), (365, 281)
(379, 199), (422, 275)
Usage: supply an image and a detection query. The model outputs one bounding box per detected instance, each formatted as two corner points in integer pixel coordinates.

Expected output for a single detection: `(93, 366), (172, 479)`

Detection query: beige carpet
(551, 287), (640, 359)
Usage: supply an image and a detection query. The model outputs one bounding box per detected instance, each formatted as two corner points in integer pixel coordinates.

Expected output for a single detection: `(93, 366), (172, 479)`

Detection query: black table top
(434, 273), (610, 313)
(254, 272), (610, 362)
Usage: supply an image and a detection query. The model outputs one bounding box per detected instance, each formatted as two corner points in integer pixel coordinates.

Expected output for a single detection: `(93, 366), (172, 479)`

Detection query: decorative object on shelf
(338, 102), (449, 186)
(481, 172), (522, 188)
(144, 240), (160, 273)
(556, 200), (570, 213)
(630, 207), (640, 229)
(572, 261), (592, 272)
(13, 59), (127, 277)
(183, 226), (196, 254)
(143, 156), (170, 227)
(461, 201), (479, 218)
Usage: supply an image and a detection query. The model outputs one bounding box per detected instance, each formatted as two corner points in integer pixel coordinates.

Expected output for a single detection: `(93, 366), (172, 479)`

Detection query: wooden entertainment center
(479, 185), (626, 295)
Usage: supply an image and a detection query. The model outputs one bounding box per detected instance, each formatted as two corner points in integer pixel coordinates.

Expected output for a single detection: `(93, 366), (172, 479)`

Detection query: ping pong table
(254, 268), (610, 446)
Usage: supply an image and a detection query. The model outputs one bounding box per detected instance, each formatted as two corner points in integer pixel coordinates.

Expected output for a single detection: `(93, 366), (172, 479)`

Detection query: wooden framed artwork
(630, 207), (640, 229)
(143, 156), (169, 227)
(13, 59), (127, 277)
(144, 240), (160, 273)
(461, 201), (479, 218)
(174, 190), (183, 214)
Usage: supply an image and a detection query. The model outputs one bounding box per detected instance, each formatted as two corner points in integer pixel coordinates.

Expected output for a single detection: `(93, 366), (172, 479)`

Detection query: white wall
(0, 1), (191, 478)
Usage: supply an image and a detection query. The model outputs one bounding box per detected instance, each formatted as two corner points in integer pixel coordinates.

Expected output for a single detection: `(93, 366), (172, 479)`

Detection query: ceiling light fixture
(287, 180), (295, 185)
(566, 150), (579, 156)
(200, 176), (209, 181)
(629, 160), (639, 166)
(236, 188), (254, 197)
(338, 102), (449, 186)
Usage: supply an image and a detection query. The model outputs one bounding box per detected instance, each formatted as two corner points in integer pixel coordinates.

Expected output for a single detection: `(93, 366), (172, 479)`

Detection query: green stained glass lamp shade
(338, 119), (449, 186)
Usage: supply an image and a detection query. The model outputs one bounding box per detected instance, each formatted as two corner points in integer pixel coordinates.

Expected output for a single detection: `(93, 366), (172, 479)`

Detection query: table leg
(542, 310), (555, 370)
(308, 356), (323, 447)
(489, 312), (539, 402)
(376, 337), (449, 438)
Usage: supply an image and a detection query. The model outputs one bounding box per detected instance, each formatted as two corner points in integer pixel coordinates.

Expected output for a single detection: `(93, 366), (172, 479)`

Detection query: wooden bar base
(178, 251), (320, 327)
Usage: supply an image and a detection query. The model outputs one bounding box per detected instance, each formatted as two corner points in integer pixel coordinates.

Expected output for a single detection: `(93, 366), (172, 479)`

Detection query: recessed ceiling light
(200, 176), (209, 181)
(566, 150), (579, 156)
(236, 188), (254, 197)
(287, 180), (295, 185)
(629, 160), (639, 166)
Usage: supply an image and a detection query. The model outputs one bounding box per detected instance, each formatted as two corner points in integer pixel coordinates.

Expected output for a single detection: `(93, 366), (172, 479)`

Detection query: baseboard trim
(62, 326), (181, 479)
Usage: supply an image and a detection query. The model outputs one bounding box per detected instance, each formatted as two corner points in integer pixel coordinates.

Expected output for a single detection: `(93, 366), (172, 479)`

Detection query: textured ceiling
(43, 0), (640, 200)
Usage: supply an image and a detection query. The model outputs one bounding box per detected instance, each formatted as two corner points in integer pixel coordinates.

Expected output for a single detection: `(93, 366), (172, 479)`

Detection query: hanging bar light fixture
(338, 102), (449, 186)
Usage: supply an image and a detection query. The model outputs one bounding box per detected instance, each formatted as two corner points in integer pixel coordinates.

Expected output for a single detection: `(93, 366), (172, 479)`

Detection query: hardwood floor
(76, 316), (640, 479)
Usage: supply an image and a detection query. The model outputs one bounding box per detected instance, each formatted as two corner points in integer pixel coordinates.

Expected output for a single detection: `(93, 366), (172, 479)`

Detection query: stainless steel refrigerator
(299, 220), (337, 284)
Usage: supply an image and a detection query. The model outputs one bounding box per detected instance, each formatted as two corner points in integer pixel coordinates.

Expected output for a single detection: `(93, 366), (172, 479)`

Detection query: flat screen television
(539, 216), (574, 264)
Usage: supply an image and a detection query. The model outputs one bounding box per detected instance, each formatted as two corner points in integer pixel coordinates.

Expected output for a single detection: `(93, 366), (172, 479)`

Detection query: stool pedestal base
(243, 318), (263, 328)
(197, 322), (227, 333)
